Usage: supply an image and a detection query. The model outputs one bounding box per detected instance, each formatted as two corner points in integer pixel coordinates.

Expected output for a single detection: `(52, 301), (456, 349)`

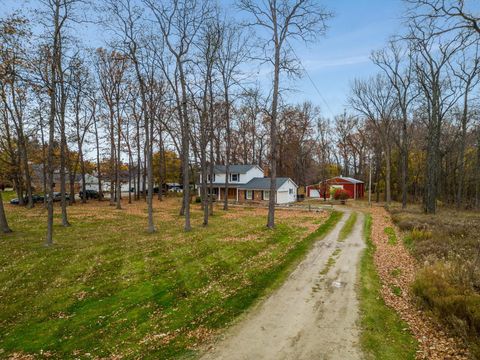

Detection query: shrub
(195, 196), (202, 203)
(413, 263), (480, 357)
(333, 188), (349, 201)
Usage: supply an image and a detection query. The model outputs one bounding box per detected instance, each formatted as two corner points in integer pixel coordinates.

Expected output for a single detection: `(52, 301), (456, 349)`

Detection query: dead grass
(370, 206), (468, 359)
(389, 205), (480, 357)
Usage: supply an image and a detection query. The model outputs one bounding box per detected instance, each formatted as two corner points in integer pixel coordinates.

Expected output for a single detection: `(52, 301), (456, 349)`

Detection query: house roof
(328, 176), (364, 184)
(213, 164), (259, 174)
(239, 177), (293, 190)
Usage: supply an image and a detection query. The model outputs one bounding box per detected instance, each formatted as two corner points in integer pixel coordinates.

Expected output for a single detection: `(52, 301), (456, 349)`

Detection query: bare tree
(41, 0), (76, 245)
(372, 40), (418, 209)
(406, 0), (480, 37)
(238, 0), (331, 228)
(217, 21), (249, 211)
(350, 74), (398, 205)
(408, 18), (464, 213)
(450, 44), (480, 208)
(146, 0), (211, 231)
(0, 15), (34, 208)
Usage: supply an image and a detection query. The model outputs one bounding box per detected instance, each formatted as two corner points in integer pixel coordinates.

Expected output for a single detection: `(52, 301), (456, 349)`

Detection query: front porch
(204, 186), (239, 201)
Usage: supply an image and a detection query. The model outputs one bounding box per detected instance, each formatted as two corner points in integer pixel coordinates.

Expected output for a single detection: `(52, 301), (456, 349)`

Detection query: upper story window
(207, 174), (216, 182)
(289, 188), (293, 195)
(230, 173), (240, 182)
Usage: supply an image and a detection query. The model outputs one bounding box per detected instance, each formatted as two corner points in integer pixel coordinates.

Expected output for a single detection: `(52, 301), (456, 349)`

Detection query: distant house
(307, 176), (365, 200)
(198, 164), (298, 204)
(30, 164), (82, 192)
(80, 174), (101, 191)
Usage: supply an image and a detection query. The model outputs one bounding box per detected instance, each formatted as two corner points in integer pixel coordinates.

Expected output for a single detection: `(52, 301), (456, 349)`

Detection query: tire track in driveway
(200, 211), (365, 360)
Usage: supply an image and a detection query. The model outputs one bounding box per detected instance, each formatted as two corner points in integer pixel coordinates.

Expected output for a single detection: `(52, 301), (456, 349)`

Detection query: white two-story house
(199, 164), (297, 204)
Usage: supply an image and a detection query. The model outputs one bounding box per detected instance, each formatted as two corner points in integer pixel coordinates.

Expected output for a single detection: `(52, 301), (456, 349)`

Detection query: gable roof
(213, 164), (260, 174)
(239, 177), (294, 190)
(328, 176), (364, 184)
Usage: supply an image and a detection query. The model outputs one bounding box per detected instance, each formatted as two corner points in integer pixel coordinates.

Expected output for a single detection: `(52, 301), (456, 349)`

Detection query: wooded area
(1, 0), (480, 242)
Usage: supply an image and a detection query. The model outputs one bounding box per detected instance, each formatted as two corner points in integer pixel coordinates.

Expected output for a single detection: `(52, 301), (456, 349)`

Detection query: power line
(286, 40), (337, 119)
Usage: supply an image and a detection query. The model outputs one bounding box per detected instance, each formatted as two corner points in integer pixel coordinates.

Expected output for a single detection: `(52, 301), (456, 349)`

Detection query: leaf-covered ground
(0, 197), (329, 359)
(369, 206), (468, 359)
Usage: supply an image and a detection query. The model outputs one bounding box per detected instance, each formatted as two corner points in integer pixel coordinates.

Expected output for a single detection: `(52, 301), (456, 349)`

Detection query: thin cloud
(303, 55), (370, 71)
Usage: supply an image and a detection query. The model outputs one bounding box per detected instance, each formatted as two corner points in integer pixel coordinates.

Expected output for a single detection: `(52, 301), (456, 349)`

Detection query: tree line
(0, 0), (331, 241)
(1, 0), (479, 242)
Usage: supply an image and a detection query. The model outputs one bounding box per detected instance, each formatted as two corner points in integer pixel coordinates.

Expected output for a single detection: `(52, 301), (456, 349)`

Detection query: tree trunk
(0, 191), (12, 233)
(476, 126), (480, 209)
(267, 42), (280, 229)
(385, 142), (392, 205)
(116, 110), (122, 210)
(109, 110), (116, 206)
(58, 51), (70, 227)
(45, 2), (59, 246)
(456, 94), (468, 209)
(223, 88), (231, 211)
(179, 62), (191, 231)
(93, 114), (103, 200)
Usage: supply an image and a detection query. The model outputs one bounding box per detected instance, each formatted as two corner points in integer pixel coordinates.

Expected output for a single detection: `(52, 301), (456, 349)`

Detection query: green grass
(390, 268), (401, 278)
(338, 212), (357, 242)
(359, 214), (417, 359)
(384, 226), (398, 245)
(319, 248), (342, 275)
(1, 190), (17, 202)
(390, 285), (402, 297)
(0, 199), (341, 359)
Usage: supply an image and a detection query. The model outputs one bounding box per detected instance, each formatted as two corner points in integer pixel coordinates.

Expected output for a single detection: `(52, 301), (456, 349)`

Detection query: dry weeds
(370, 206), (468, 359)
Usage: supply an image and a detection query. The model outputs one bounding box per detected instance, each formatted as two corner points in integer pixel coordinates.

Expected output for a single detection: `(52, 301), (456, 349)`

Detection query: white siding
(276, 179), (297, 204)
(199, 166), (264, 185)
(241, 167), (264, 184)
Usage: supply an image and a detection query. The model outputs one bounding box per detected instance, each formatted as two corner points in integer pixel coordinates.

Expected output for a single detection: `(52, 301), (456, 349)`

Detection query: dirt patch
(370, 206), (468, 359)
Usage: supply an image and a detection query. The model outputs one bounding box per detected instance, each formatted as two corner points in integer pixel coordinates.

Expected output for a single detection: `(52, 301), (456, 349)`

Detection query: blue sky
(285, 0), (406, 117)
(0, 0), (407, 118)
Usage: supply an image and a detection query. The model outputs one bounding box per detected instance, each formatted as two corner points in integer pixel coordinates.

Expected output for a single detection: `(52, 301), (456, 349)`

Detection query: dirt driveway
(201, 211), (365, 360)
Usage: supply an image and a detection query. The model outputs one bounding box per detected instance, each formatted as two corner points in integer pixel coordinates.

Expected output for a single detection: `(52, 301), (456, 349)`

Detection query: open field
(0, 196), (332, 359)
(389, 204), (480, 357)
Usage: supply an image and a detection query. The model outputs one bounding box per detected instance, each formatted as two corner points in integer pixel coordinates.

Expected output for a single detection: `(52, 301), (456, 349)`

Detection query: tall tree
(238, 0), (331, 228)
(350, 75), (398, 205)
(146, 0), (211, 231)
(408, 18), (464, 213)
(372, 40), (418, 209)
(217, 21), (249, 211)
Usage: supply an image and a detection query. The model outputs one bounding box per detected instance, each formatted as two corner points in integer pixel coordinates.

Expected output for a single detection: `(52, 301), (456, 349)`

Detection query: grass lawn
(359, 213), (417, 360)
(0, 197), (337, 359)
(337, 211), (357, 241)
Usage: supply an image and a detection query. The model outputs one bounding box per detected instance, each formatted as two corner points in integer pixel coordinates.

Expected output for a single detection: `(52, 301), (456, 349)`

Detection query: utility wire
(286, 40), (337, 119)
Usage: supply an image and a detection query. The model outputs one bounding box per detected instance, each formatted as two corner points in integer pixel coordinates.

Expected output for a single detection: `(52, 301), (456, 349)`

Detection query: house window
(230, 173), (239, 182)
(207, 174), (216, 182)
(263, 191), (270, 200)
(289, 188), (293, 195)
(246, 190), (253, 200)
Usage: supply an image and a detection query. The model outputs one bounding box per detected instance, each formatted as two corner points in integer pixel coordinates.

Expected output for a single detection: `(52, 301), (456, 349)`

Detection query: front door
(227, 187), (236, 199)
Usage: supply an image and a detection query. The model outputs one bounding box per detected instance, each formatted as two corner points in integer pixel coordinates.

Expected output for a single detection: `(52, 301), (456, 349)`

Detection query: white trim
(263, 190), (270, 200)
(246, 190), (253, 200)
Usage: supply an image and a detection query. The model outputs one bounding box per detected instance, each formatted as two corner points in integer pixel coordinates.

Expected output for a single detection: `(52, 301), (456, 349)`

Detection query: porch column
(218, 187), (221, 201)
(236, 188), (239, 202)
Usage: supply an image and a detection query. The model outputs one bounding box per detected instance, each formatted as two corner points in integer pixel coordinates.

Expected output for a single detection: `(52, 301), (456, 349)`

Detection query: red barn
(327, 176), (364, 199)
